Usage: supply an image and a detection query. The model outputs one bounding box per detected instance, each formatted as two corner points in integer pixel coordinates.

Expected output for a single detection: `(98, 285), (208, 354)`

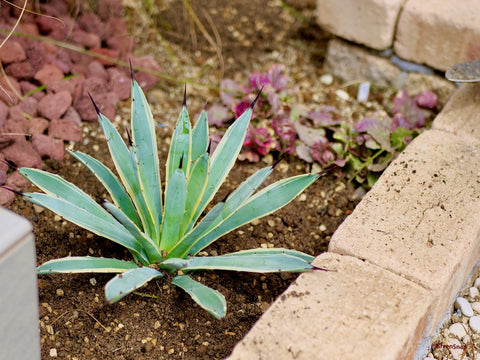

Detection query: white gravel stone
(474, 277), (480, 289)
(455, 297), (474, 317)
(320, 73), (333, 86)
(449, 322), (467, 339)
(335, 89), (350, 101)
(471, 302), (480, 314)
(470, 286), (480, 299)
(469, 316), (480, 332)
(447, 337), (464, 360)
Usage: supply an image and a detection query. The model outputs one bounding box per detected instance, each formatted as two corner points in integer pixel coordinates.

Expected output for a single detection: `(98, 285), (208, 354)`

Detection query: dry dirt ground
(6, 0), (364, 359)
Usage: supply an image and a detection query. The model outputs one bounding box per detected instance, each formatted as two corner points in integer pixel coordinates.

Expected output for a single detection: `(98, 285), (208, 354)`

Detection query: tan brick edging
(228, 84), (480, 359)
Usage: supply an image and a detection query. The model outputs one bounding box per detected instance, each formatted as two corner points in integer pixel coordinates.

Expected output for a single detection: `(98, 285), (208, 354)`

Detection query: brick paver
(317, 0), (403, 50)
(329, 129), (480, 333)
(228, 252), (433, 360)
(394, 0), (480, 71)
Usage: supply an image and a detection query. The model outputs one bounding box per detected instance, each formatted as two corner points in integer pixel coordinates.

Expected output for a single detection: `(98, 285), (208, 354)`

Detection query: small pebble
(335, 89), (350, 101)
(89, 278), (97, 286)
(469, 316), (480, 332)
(474, 277), (480, 289)
(471, 302), (480, 314)
(455, 297), (474, 317)
(320, 73), (333, 86)
(55, 288), (64, 297)
(446, 337), (464, 360)
(319, 224), (327, 232)
(448, 322), (467, 338)
(49, 348), (57, 357)
(471, 286), (480, 299)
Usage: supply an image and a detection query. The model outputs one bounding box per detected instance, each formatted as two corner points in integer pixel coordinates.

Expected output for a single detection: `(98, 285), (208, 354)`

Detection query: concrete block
(0, 207), (40, 360)
(228, 252), (432, 360)
(317, 0), (404, 50)
(433, 83), (480, 143)
(323, 39), (402, 87)
(394, 0), (480, 71)
(329, 129), (480, 333)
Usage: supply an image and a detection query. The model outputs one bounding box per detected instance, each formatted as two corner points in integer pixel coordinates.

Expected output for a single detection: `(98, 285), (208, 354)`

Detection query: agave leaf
(164, 253), (313, 273)
(190, 110), (209, 163)
(221, 164), (273, 216)
(185, 173), (319, 257)
(105, 267), (164, 303)
(103, 200), (162, 262)
(131, 79), (163, 239)
(167, 202), (224, 258)
(166, 105), (192, 185)
(171, 275), (226, 319)
(20, 168), (107, 219)
(96, 109), (155, 238)
(221, 248), (315, 262)
(68, 150), (141, 227)
(23, 192), (148, 263)
(180, 153), (209, 236)
(160, 169), (187, 252)
(192, 107), (253, 223)
(37, 256), (138, 274)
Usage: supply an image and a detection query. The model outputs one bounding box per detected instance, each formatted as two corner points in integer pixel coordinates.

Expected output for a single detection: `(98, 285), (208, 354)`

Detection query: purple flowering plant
(209, 64), (438, 188)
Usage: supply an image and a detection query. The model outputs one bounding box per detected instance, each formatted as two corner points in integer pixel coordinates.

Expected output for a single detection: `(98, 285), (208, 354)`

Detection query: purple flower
(233, 100), (251, 118)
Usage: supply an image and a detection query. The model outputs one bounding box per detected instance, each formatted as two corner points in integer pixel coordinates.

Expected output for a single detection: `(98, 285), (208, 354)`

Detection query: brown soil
(6, 0), (361, 359)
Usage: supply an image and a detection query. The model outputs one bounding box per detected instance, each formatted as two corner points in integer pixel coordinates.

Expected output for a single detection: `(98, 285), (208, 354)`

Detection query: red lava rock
(44, 53), (71, 75)
(0, 40), (26, 64)
(62, 106), (82, 124)
(71, 29), (102, 49)
(0, 188), (15, 206)
(8, 106), (29, 123)
(106, 35), (135, 55)
(40, 0), (69, 19)
(0, 153), (8, 172)
(37, 90), (72, 120)
(48, 119), (82, 141)
(105, 17), (127, 38)
(4, 118), (30, 138)
(1, 138), (43, 168)
(0, 101), (9, 126)
(19, 22), (40, 37)
(18, 97), (38, 117)
(6, 170), (31, 190)
(32, 133), (64, 161)
(0, 128), (14, 150)
(0, 168), (6, 185)
(29, 117), (49, 135)
(108, 67), (130, 100)
(34, 64), (65, 86)
(78, 13), (105, 39)
(20, 81), (45, 101)
(23, 40), (45, 72)
(47, 75), (85, 99)
(5, 61), (36, 80)
(98, 0), (125, 20)
(131, 56), (161, 91)
(90, 48), (119, 66)
(87, 61), (109, 81)
(36, 14), (65, 36)
(0, 75), (22, 105)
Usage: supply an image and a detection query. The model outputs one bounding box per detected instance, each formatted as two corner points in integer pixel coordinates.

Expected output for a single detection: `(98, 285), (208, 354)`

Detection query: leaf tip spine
(250, 86), (264, 109)
(0, 186), (24, 196)
(88, 92), (102, 115)
(183, 84), (187, 107)
(129, 58), (135, 81)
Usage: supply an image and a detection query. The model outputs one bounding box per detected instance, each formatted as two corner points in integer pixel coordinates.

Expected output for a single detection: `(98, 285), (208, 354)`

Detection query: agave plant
(13, 74), (325, 318)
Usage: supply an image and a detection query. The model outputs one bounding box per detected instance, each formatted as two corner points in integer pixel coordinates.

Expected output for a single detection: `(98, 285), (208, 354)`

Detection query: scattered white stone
(475, 277), (480, 289)
(89, 278), (97, 286)
(455, 297), (474, 317)
(446, 337), (464, 360)
(449, 322), (467, 339)
(471, 302), (480, 314)
(335, 89), (350, 101)
(49, 348), (57, 357)
(469, 316), (480, 332)
(320, 73), (333, 86)
(319, 224), (327, 232)
(470, 286), (480, 299)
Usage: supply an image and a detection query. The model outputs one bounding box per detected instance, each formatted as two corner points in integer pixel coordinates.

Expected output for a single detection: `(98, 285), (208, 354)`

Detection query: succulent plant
(9, 73), (325, 318)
